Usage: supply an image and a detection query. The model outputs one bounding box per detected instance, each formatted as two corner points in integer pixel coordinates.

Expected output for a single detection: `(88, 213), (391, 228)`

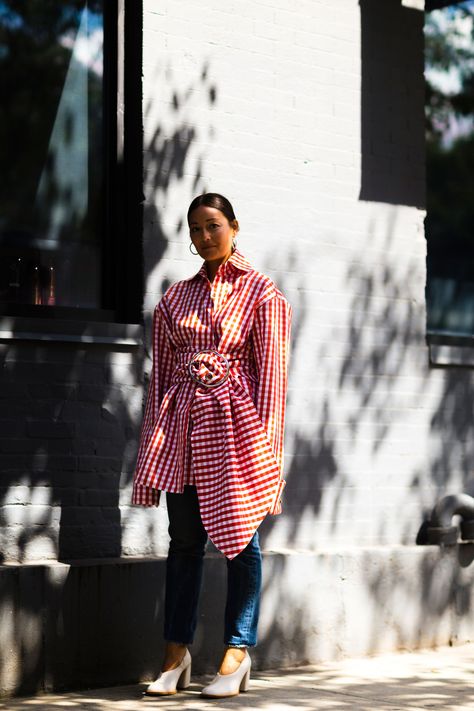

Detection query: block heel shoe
(201, 649), (251, 698)
(145, 649), (192, 696)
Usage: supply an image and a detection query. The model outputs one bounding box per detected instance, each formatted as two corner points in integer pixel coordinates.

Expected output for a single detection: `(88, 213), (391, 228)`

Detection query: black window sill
(0, 304), (117, 321)
(0, 315), (143, 346)
(427, 330), (474, 368)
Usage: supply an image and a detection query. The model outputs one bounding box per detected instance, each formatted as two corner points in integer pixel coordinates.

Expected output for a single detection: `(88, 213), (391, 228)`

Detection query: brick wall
(2, 0), (473, 568)
(3, 0), (474, 692)
(134, 0), (474, 557)
(0, 343), (155, 561)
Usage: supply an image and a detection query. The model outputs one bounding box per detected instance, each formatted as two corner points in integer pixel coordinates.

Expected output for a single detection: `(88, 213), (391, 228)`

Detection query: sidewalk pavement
(2, 643), (474, 711)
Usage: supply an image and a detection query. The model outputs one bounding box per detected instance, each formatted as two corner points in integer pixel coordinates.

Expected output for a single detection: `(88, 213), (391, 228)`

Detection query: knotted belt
(172, 348), (247, 391)
(136, 347), (284, 558)
(187, 349), (231, 388)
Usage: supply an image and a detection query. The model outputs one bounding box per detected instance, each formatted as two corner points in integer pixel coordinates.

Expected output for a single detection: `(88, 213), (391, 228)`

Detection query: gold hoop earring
(232, 239), (237, 252)
(189, 242), (199, 256)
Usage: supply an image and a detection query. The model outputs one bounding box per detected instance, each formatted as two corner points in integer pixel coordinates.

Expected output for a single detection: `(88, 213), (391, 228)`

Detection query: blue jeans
(164, 486), (262, 647)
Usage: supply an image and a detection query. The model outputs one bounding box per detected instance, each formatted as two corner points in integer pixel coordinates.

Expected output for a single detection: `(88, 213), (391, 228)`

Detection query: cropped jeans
(164, 486), (262, 647)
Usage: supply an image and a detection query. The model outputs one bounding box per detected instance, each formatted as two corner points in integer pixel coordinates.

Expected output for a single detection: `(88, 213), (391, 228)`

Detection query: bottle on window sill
(33, 265), (42, 305)
(47, 266), (56, 305)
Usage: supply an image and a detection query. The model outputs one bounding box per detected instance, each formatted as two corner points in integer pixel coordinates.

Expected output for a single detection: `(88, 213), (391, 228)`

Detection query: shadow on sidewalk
(2, 646), (474, 710)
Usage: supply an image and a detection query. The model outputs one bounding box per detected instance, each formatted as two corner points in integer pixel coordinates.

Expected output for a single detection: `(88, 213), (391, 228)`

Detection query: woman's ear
(231, 219), (240, 234)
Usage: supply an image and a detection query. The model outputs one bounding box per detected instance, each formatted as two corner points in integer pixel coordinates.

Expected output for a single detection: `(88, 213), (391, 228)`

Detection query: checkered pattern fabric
(132, 250), (292, 559)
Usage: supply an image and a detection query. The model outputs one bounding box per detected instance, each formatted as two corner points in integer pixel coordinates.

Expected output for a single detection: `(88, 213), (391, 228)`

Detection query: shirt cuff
(132, 482), (161, 507)
(269, 478), (286, 515)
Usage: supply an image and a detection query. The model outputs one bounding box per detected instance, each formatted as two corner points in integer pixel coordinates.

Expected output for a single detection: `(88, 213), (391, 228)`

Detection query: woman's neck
(205, 251), (233, 282)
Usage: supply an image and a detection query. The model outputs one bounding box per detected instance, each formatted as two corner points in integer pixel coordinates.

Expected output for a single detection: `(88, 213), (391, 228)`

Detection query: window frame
(424, 0), (474, 362)
(0, 0), (143, 330)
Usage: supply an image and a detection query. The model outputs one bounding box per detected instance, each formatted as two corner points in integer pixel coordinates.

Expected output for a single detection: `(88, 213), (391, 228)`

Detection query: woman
(132, 193), (291, 698)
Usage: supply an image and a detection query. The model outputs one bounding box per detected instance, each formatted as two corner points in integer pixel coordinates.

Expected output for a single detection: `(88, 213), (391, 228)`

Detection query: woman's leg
(164, 486), (208, 654)
(219, 531), (262, 672)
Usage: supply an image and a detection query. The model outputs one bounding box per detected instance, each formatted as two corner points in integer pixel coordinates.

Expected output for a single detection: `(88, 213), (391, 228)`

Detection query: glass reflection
(425, 1), (474, 335)
(0, 1), (104, 308)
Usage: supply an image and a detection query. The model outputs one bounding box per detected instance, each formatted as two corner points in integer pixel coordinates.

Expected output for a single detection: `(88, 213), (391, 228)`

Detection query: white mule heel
(201, 650), (251, 698)
(145, 649), (192, 696)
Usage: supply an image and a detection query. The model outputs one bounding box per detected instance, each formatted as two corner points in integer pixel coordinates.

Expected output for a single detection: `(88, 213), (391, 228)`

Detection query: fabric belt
(172, 349), (251, 390)
(187, 349), (230, 388)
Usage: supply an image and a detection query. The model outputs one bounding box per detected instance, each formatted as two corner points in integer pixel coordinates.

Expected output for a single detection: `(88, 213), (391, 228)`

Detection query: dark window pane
(425, 2), (474, 336)
(0, 1), (104, 308)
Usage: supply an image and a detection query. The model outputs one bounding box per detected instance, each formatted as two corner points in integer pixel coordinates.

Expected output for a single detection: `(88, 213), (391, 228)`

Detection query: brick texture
(0, 347), (142, 561)
(2, 0), (474, 568)
(138, 0), (474, 557)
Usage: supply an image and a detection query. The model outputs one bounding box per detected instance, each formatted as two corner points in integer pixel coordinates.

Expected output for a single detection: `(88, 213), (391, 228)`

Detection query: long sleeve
(132, 300), (175, 506)
(252, 291), (292, 512)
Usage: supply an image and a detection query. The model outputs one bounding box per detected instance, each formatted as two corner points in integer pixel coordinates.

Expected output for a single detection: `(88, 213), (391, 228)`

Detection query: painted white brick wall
(4, 0), (474, 686)
(121, 0), (474, 558)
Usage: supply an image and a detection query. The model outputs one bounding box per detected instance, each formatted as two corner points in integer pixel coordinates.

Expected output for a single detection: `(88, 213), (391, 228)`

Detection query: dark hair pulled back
(187, 193), (237, 225)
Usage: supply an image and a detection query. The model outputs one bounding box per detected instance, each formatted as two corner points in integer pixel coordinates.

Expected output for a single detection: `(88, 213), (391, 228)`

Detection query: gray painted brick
(0, 382), (29, 399)
(41, 456), (77, 472)
(0, 0), (470, 609)
(0, 454), (30, 471)
(98, 472), (122, 490)
(78, 456), (122, 473)
(61, 472), (103, 489)
(78, 490), (120, 507)
(0, 439), (38, 454)
(78, 421), (124, 440)
(58, 524), (121, 559)
(60, 507), (116, 526)
(49, 489), (80, 507)
(76, 384), (108, 403)
(0, 1), (472, 695)
(94, 440), (127, 457)
(59, 402), (101, 420)
(27, 384), (78, 400)
(26, 421), (76, 439)
(0, 421), (24, 438)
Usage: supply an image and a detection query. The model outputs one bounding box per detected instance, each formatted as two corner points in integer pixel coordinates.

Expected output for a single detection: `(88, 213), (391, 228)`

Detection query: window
(0, 0), (142, 324)
(425, 0), (474, 338)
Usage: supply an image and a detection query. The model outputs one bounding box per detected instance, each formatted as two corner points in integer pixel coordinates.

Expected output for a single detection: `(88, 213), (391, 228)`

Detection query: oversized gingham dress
(132, 249), (292, 559)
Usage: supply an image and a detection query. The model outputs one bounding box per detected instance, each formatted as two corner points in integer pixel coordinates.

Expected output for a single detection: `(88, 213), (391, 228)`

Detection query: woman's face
(189, 205), (238, 265)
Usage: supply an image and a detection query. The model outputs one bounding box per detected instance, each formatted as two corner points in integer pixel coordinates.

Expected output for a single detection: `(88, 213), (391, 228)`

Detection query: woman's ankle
(162, 642), (187, 671)
(218, 646), (247, 675)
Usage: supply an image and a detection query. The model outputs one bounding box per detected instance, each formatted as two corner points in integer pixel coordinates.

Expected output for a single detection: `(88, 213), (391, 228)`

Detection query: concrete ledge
(1, 545), (474, 697)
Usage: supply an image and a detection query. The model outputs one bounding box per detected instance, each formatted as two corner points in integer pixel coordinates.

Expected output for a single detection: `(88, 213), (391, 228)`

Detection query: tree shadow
(0, 2), (218, 695)
(3, 0), (474, 698)
(260, 207), (427, 548)
(257, 191), (474, 660)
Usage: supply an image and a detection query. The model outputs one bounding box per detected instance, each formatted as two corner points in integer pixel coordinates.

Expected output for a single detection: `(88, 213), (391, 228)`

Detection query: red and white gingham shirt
(132, 249), (292, 559)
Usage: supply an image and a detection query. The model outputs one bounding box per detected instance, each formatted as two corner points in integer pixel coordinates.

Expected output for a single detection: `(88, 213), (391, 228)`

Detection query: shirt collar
(195, 248), (253, 280)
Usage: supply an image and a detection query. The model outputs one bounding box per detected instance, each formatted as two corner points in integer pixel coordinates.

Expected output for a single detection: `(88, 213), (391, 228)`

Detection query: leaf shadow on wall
(256, 204), (474, 663)
(0, 13), (217, 699)
(120, 60), (219, 551)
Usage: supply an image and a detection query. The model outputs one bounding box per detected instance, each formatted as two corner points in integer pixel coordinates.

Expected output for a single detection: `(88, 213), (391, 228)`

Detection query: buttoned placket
(186, 271), (217, 485)
(211, 262), (231, 311)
